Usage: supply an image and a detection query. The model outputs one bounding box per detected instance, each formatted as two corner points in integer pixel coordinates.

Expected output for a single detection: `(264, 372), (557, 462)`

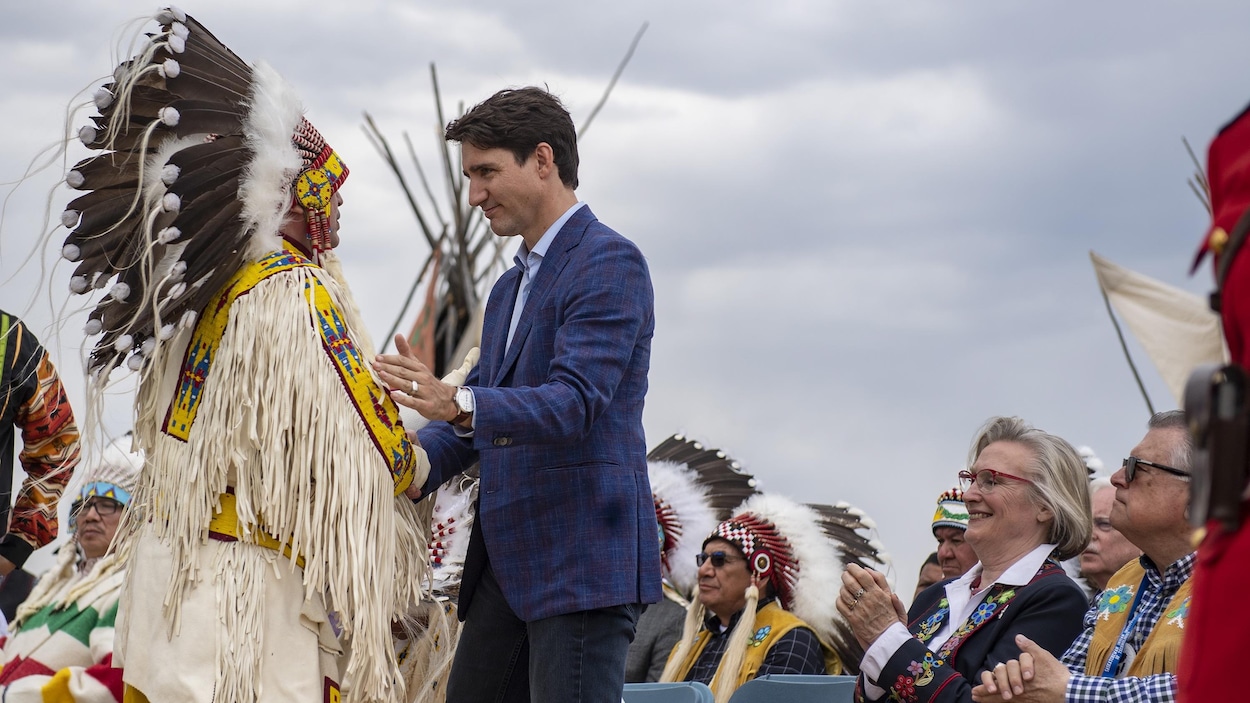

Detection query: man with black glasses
(0, 435), (141, 703)
(974, 410), (1195, 703)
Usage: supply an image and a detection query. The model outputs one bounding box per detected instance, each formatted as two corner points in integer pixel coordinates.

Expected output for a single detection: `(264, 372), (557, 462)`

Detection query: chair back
(727, 674), (857, 702)
(622, 681), (715, 703)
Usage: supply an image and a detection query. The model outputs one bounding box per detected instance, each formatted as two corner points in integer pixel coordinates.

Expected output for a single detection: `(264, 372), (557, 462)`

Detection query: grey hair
(1147, 410), (1193, 472)
(969, 416), (1093, 561)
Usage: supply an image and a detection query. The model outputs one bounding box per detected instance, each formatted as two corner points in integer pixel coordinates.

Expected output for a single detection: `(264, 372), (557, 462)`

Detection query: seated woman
(838, 416), (1091, 703)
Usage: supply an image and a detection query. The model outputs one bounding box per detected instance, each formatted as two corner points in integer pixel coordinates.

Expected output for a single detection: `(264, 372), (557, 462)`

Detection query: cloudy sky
(1, 1), (1245, 595)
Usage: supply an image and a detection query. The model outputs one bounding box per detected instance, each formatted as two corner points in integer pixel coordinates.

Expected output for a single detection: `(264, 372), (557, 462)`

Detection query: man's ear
(533, 142), (556, 178)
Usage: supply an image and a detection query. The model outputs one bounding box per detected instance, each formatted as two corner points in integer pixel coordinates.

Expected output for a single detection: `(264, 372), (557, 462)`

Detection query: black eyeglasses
(1122, 456), (1190, 482)
(71, 497), (123, 518)
(696, 551), (744, 568)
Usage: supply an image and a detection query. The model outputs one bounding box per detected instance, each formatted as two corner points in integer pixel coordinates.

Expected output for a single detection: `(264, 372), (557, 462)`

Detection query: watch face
(456, 387), (474, 413)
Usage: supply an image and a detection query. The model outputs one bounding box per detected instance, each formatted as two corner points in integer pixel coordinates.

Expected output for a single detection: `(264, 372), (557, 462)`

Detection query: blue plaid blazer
(418, 205), (661, 622)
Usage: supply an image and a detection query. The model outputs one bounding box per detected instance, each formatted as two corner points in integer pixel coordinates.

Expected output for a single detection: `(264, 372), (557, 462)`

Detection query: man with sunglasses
(661, 494), (886, 701)
(0, 435), (141, 703)
(975, 411), (1195, 703)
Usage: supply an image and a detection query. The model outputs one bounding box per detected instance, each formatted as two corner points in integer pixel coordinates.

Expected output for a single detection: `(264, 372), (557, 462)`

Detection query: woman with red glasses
(838, 416), (1092, 703)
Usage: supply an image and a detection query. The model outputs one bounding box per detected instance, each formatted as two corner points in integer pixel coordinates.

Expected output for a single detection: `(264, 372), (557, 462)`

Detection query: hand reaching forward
(374, 335), (479, 423)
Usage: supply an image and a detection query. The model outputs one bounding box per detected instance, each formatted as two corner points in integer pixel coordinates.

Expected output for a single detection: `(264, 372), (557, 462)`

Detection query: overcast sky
(1, 1), (1245, 596)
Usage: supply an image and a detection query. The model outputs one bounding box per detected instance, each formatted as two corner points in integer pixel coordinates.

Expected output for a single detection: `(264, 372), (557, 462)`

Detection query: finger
(1015, 634), (1039, 654)
(869, 568), (892, 590)
(993, 666), (1013, 701)
(389, 389), (421, 411)
(1019, 652), (1034, 681)
(890, 593), (908, 622)
(375, 367), (413, 393)
(979, 669), (998, 694)
(394, 333), (414, 357)
(1005, 660), (1024, 695)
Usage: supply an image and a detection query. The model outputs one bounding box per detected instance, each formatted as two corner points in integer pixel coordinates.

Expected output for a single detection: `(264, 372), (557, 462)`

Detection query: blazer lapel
(495, 206), (595, 382)
(485, 267), (522, 386)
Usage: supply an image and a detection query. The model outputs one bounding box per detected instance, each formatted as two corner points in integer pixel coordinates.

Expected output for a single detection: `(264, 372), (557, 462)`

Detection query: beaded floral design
(1097, 584), (1134, 621)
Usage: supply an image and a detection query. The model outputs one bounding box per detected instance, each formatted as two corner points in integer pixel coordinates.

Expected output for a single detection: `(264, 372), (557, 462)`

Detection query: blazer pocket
(537, 460), (621, 473)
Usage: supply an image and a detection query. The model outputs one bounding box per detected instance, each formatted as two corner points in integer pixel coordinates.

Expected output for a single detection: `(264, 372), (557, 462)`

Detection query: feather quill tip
(166, 34), (185, 54)
(157, 6), (187, 23)
(171, 21), (189, 40)
(160, 165), (180, 186)
(158, 106), (180, 127)
(62, 244), (81, 261)
(159, 59), (180, 79)
(158, 324), (175, 340)
(113, 334), (133, 353)
(60, 210), (79, 228)
(161, 193), (181, 213)
(93, 88), (113, 110)
(84, 318), (102, 335)
(66, 171), (85, 189)
(126, 354), (144, 371)
(109, 282), (131, 302)
(157, 226), (181, 244)
(858, 516), (876, 529)
(78, 125), (97, 146)
(69, 276), (89, 294)
(179, 310), (197, 329)
(141, 337), (156, 355)
(171, 260), (187, 277)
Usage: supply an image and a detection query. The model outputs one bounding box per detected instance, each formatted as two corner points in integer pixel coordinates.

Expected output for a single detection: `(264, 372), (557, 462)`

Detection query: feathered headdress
(662, 491), (889, 699)
(646, 433), (758, 600)
(61, 6), (348, 376)
(72, 433), (143, 519)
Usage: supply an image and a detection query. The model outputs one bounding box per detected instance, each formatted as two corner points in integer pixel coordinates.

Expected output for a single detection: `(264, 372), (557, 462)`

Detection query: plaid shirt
(1060, 552), (1195, 703)
(685, 597), (827, 684)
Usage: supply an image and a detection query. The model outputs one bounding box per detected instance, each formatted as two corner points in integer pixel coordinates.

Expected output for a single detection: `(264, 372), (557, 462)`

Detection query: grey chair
(728, 674), (857, 702)
(622, 681), (715, 703)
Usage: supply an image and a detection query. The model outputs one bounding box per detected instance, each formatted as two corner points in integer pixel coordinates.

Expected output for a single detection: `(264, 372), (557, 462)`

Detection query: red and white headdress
(647, 433), (758, 600)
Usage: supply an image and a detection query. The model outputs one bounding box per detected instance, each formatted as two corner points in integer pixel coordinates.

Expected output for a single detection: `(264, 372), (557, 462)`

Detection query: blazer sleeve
(860, 578), (1088, 703)
(469, 234), (653, 448)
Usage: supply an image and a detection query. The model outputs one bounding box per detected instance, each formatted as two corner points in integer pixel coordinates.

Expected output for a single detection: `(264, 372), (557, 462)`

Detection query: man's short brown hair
(445, 87), (579, 189)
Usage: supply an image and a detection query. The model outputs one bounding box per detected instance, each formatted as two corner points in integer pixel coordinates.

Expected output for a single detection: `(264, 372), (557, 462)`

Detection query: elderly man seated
(0, 436), (141, 703)
(974, 410), (1196, 703)
(661, 493), (883, 702)
(1078, 478), (1141, 594)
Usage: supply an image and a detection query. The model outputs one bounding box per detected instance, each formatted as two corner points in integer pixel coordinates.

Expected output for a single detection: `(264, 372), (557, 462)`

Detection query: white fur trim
(726, 493), (845, 646)
(648, 460), (719, 599)
(239, 61), (303, 260)
(61, 210), (79, 228)
(62, 243), (81, 261)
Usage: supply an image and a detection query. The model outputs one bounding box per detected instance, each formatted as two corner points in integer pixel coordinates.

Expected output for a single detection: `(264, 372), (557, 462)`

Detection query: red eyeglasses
(957, 468), (1035, 493)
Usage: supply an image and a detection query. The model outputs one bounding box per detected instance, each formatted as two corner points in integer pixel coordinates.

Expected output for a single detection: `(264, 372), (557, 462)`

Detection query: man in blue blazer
(375, 87), (660, 703)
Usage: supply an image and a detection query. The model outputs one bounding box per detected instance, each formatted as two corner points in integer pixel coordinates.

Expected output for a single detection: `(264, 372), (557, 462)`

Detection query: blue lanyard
(1101, 576), (1148, 678)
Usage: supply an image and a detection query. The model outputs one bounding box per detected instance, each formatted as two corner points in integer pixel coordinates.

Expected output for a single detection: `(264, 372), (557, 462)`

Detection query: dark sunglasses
(1122, 456), (1190, 482)
(71, 497), (123, 518)
(695, 551), (744, 568)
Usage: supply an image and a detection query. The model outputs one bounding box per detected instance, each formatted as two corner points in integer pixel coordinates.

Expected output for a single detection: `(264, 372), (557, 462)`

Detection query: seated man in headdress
(662, 494), (884, 701)
(0, 436), (141, 703)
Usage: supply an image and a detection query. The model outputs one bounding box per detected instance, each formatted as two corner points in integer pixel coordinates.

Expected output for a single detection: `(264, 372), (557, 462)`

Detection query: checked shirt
(685, 596), (827, 683)
(1060, 552), (1195, 703)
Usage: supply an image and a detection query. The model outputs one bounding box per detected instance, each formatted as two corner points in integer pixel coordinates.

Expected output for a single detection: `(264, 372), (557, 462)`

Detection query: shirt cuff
(861, 622), (912, 699)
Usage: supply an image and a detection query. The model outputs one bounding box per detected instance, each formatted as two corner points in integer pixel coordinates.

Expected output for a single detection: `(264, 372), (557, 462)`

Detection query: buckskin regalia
(58, 7), (433, 702)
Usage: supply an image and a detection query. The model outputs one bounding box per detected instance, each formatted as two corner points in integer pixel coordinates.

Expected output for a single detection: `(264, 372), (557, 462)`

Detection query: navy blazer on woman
(857, 561), (1086, 703)
(419, 205), (661, 622)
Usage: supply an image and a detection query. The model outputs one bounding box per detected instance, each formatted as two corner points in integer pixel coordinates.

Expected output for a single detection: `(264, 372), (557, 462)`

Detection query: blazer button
(493, 437), (512, 447)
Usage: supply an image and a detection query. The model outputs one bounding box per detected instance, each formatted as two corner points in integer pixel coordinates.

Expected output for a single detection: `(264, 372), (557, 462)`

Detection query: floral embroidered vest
(1085, 560), (1192, 677)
